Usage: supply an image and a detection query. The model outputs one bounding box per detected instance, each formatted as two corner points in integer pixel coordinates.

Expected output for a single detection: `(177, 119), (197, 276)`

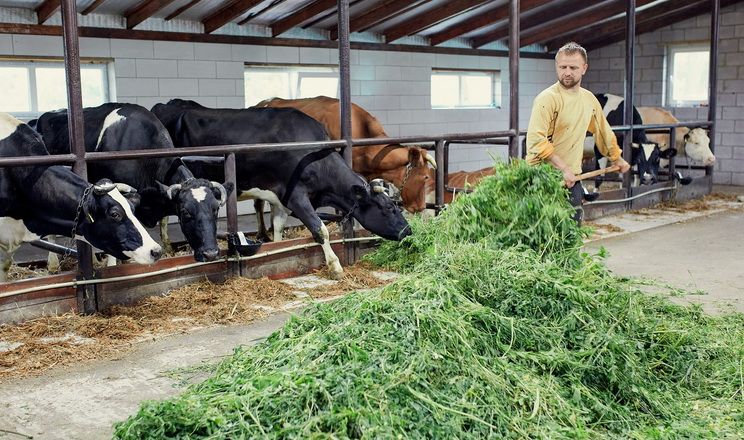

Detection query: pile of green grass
(114, 162), (744, 439)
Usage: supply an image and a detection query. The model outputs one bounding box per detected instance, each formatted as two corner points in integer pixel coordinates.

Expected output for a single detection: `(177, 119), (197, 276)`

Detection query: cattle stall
(0, 0), (732, 325)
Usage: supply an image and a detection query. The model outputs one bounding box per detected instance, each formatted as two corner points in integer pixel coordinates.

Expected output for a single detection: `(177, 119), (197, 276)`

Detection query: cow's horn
(92, 179), (116, 195)
(369, 178), (386, 194)
(114, 183), (137, 194)
(166, 183), (182, 200)
(425, 153), (438, 169)
(211, 181), (228, 207)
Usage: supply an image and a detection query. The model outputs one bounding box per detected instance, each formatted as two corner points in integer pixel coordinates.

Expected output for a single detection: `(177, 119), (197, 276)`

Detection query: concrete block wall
(582, 3), (744, 185)
(0, 32), (556, 173)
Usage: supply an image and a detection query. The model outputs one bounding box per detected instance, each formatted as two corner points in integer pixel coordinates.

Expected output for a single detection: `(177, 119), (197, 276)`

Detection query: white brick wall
(582, 3), (744, 185)
(3, 33), (556, 172)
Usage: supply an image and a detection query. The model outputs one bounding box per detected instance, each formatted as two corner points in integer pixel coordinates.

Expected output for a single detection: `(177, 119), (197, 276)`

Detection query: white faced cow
(0, 112), (161, 281)
(32, 103), (232, 262)
(592, 93), (676, 186)
(637, 107), (715, 167)
(151, 99), (411, 279)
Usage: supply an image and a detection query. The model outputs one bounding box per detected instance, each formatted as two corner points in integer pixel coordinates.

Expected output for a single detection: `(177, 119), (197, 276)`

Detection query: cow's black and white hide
(0, 112), (162, 281)
(152, 99), (411, 278)
(33, 103), (233, 262)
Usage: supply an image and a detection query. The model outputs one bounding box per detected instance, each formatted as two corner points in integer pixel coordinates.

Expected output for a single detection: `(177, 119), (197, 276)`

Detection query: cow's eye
(109, 207), (124, 222)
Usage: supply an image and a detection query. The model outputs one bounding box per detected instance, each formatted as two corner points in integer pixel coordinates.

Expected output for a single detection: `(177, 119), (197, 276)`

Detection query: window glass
(245, 65), (338, 107)
(431, 69), (499, 109)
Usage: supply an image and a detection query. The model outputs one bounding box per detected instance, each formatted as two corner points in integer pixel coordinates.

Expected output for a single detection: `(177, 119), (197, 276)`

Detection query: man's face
(555, 52), (588, 89)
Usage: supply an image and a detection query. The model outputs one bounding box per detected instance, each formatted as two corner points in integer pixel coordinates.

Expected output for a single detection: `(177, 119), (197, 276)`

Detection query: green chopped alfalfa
(114, 162), (744, 439)
(365, 161), (588, 271)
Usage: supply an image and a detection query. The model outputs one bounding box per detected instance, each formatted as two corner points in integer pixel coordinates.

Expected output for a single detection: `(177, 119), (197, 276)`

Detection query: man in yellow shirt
(526, 42), (630, 223)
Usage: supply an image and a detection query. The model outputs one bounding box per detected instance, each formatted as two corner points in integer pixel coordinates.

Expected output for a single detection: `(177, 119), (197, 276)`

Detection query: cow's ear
(352, 184), (367, 199)
(156, 180), (170, 196)
(660, 148), (677, 159)
(123, 191), (141, 208)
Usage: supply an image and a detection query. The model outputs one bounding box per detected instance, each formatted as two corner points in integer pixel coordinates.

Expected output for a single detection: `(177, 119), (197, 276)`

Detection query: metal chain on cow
(64, 184), (94, 261)
(398, 163), (413, 192)
(338, 198), (359, 227)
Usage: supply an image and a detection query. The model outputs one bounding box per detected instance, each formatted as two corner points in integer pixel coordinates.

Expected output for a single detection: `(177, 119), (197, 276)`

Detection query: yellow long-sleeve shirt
(526, 82), (622, 175)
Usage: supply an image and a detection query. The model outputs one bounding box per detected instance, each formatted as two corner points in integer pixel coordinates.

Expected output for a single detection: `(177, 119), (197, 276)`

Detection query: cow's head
(396, 147), (436, 214)
(158, 179), (234, 262)
(78, 179), (162, 264)
(349, 179), (411, 241)
(632, 142), (676, 185)
(684, 128), (715, 166)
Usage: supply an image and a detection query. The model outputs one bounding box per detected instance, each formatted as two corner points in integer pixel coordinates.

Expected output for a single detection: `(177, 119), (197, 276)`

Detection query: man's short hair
(555, 42), (588, 64)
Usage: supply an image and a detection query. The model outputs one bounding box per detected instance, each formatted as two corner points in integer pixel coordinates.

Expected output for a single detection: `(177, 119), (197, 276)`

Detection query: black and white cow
(592, 93), (676, 185)
(151, 99), (411, 278)
(32, 103), (232, 262)
(0, 112), (162, 281)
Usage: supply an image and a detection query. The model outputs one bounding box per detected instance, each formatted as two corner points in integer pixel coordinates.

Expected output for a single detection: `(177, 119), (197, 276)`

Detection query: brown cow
(254, 96), (436, 213)
(425, 166), (496, 206)
(637, 107), (715, 166)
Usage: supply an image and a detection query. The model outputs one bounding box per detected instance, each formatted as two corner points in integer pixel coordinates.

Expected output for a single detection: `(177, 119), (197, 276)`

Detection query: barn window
(431, 69), (500, 109)
(665, 44), (709, 107)
(244, 65), (338, 107)
(0, 59), (111, 119)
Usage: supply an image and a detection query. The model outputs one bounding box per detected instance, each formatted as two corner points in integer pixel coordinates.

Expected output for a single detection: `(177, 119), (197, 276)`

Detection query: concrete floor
(1, 198), (743, 440)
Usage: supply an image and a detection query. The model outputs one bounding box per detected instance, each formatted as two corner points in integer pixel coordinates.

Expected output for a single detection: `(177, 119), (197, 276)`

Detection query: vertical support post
(508, 0), (520, 161)
(668, 126), (676, 183)
(337, 0), (354, 265)
(434, 140), (445, 214)
(707, 0), (720, 185)
(61, 0), (95, 314)
(622, 0), (636, 201)
(224, 152), (240, 276)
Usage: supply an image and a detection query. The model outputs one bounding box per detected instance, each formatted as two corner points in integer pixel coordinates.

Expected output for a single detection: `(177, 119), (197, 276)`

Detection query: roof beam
(428, 0), (551, 46)
(271, 0), (337, 37)
(202, 0), (265, 33)
(35, 0), (59, 25)
(126, 0), (180, 29)
(472, 0), (656, 48)
(82, 0), (109, 15)
(581, 0), (740, 51)
(330, 0), (432, 40)
(165, 0), (201, 21)
(384, 0), (490, 44)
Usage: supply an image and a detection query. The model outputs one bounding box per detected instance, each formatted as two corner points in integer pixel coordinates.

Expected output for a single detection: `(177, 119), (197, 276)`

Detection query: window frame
(430, 68), (501, 110)
(0, 57), (112, 119)
(244, 63), (339, 107)
(664, 42), (710, 108)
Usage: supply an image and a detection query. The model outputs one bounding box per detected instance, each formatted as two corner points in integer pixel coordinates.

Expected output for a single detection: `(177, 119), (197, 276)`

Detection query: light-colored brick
(111, 39), (154, 59)
(13, 35), (63, 56)
(299, 47), (331, 64)
(159, 78), (198, 97)
(154, 41), (194, 60)
(350, 65), (375, 81)
(719, 159), (744, 172)
(178, 60), (216, 78)
(375, 65), (401, 81)
(266, 46), (299, 63)
(0, 34), (11, 55)
(199, 79), (236, 96)
(232, 44), (267, 62)
(358, 51), (387, 66)
(194, 43), (232, 61)
(136, 59), (178, 78)
(216, 96), (246, 108)
(114, 59), (136, 78)
(215, 61), (244, 79)
(117, 78), (158, 97)
(79, 38), (110, 58)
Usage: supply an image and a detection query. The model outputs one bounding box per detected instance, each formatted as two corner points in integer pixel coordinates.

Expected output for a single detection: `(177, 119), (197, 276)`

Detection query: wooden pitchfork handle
(574, 165), (620, 182)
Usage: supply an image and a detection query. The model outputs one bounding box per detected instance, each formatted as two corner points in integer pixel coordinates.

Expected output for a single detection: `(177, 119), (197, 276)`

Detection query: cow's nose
(398, 224), (412, 239)
(201, 249), (220, 261)
(151, 247), (163, 261)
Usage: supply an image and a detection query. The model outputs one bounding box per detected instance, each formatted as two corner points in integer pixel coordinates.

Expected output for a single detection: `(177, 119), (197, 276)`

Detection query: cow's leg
(286, 196), (342, 279)
(271, 204), (289, 242)
(46, 235), (60, 274)
(159, 217), (173, 255)
(0, 244), (16, 282)
(254, 199), (271, 242)
(106, 255), (118, 266)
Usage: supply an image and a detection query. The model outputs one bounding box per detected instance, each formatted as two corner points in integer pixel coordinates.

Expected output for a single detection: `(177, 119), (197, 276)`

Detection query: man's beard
(560, 76), (579, 88)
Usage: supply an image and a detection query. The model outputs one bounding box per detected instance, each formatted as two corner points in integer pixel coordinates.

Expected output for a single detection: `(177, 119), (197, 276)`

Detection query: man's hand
(562, 168), (577, 188)
(612, 158), (631, 173)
